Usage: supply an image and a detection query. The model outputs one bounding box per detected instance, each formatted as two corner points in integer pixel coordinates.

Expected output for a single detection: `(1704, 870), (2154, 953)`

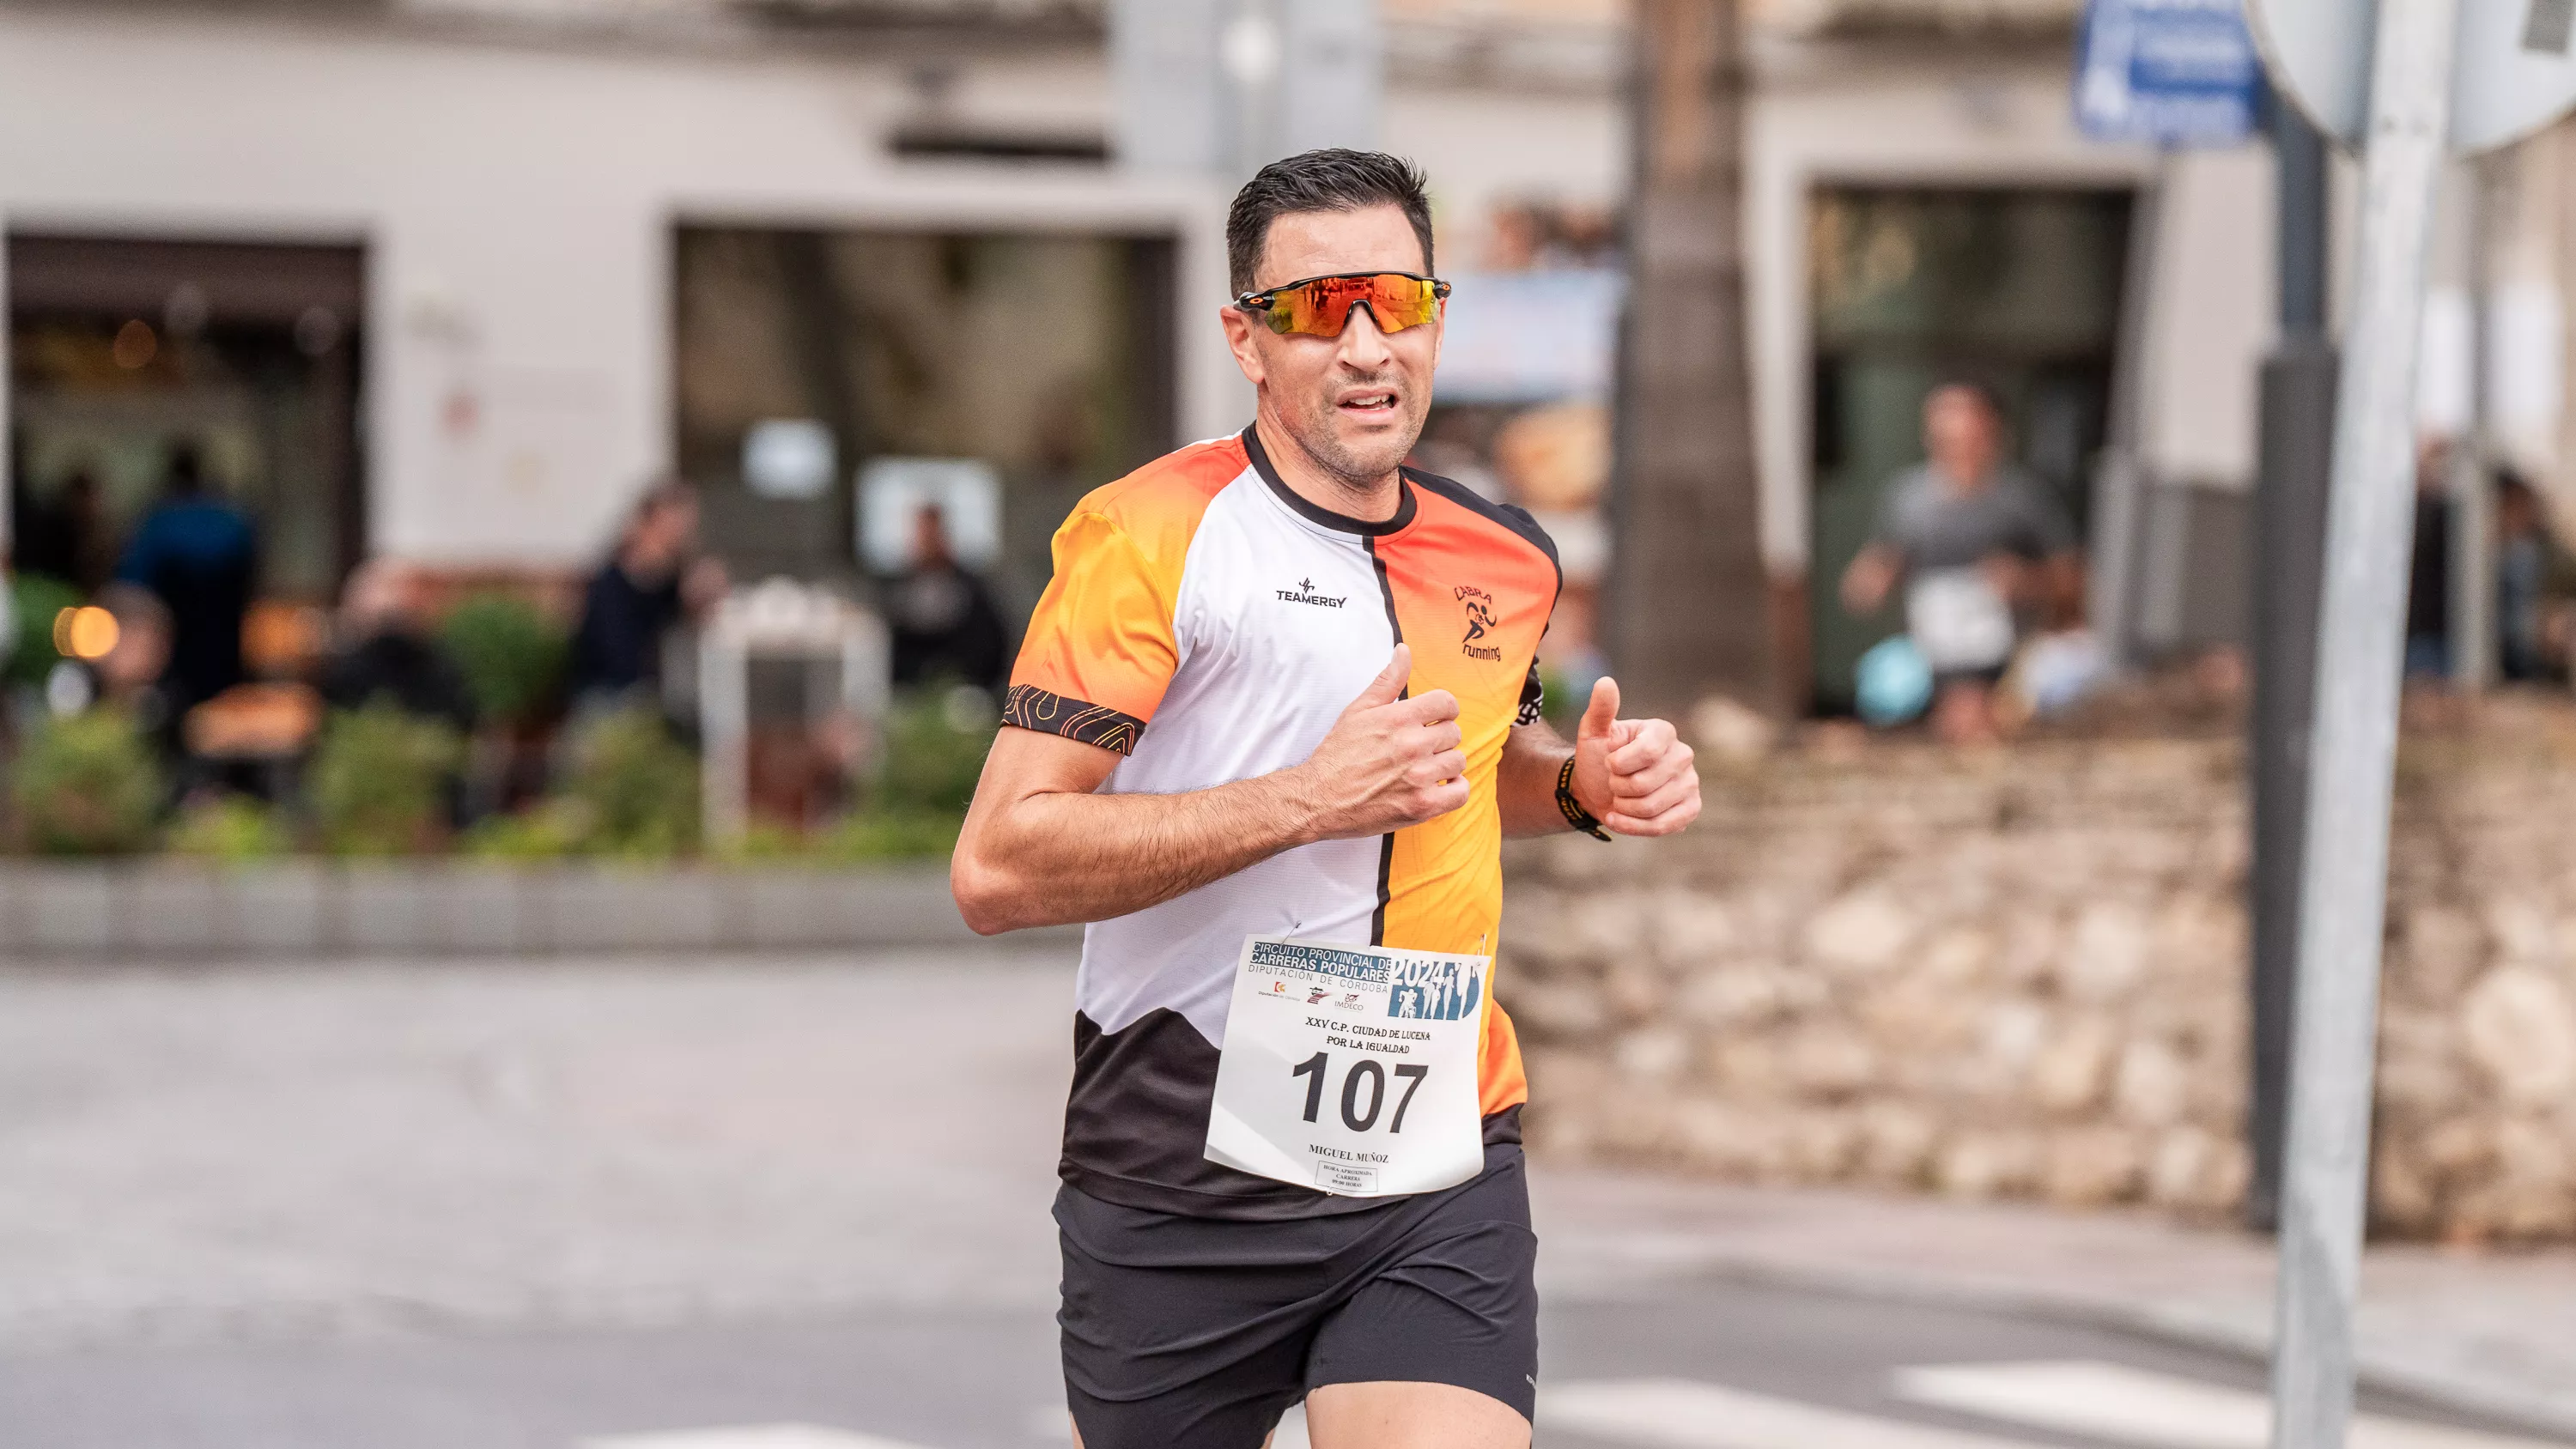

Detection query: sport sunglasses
(1234, 271), (1451, 337)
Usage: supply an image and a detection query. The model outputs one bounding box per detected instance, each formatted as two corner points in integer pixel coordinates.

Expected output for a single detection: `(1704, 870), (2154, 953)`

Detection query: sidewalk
(1529, 1165), (2576, 1441)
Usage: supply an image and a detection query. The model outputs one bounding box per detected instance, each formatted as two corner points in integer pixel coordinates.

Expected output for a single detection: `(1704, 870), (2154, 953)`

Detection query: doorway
(670, 225), (1177, 620)
(1806, 186), (2132, 713)
(8, 234), (367, 602)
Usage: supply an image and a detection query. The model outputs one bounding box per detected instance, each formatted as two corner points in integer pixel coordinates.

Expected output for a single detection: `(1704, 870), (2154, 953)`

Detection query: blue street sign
(2075, 0), (2265, 145)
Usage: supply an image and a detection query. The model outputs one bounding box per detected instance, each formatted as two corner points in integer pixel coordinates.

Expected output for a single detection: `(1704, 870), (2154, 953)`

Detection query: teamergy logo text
(1277, 577), (1350, 608)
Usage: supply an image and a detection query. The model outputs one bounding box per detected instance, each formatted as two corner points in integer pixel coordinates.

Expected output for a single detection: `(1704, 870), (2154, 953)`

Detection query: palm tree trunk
(1607, 0), (1777, 720)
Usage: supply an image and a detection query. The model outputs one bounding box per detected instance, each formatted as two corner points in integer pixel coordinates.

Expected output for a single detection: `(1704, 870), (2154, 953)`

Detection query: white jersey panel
(1075, 470), (1396, 1045)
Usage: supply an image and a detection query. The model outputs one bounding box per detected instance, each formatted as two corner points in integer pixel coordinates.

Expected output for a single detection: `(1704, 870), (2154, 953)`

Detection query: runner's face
(1224, 204), (1440, 488)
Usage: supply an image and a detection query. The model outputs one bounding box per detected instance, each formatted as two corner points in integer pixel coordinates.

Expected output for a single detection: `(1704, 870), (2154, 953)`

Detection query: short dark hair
(1226, 149), (1435, 295)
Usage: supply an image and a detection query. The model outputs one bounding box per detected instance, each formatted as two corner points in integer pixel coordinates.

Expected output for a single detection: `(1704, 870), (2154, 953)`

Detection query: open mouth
(1337, 389), (1400, 415)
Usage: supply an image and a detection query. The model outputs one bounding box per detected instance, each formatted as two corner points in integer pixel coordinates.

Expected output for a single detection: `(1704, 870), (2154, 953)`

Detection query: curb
(0, 862), (1084, 959)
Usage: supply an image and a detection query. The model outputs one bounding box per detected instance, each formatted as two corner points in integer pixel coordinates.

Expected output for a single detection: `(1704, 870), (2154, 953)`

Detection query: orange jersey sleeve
(1000, 440), (1238, 755)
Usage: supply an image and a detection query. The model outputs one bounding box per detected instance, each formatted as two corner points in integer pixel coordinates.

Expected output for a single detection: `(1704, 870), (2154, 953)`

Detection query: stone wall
(1498, 698), (2576, 1241)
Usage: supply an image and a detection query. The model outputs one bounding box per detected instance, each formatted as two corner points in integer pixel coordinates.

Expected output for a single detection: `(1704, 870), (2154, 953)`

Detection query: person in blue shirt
(115, 445), (257, 717)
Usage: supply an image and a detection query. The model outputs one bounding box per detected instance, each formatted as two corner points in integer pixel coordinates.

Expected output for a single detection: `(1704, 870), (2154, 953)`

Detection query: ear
(1218, 304), (1267, 389)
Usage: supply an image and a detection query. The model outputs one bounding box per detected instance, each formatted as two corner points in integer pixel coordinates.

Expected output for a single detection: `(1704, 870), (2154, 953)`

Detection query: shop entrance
(1806, 186), (2132, 713)
(671, 225), (1176, 621)
(8, 234), (367, 603)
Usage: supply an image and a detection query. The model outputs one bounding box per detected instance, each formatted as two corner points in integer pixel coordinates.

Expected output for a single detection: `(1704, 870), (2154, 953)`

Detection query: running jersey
(1003, 426), (1559, 1220)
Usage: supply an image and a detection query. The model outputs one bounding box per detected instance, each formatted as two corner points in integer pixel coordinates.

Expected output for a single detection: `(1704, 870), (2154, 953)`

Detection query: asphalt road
(0, 1277), (2551, 1449)
(0, 949), (2561, 1449)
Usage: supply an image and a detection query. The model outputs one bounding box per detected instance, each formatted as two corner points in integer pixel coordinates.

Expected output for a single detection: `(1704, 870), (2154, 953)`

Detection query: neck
(1253, 408), (1403, 524)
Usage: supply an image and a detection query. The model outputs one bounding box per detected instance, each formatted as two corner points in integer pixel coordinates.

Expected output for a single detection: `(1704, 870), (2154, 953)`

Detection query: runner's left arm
(1498, 676), (1701, 838)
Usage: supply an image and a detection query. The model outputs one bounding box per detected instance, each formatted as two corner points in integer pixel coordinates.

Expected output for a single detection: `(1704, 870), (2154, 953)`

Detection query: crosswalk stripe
(579, 1426), (939, 1449)
(1894, 1361), (2573, 1449)
(1540, 1378), (2054, 1449)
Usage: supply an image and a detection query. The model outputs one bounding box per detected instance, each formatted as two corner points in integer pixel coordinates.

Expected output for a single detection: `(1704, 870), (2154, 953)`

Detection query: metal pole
(2269, 0), (2459, 1440)
(2087, 161), (2168, 669)
(2246, 93), (2335, 1234)
(2451, 156), (2497, 690)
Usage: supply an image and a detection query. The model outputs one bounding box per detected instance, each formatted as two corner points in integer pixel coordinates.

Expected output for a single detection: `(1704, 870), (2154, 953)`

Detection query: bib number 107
(1291, 1052), (1428, 1133)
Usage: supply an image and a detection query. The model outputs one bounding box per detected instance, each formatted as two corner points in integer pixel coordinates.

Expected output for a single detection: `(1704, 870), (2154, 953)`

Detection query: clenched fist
(1291, 644), (1471, 841)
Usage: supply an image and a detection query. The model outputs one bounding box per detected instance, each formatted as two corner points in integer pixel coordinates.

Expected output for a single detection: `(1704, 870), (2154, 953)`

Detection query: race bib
(1204, 936), (1489, 1198)
(1906, 567), (2015, 671)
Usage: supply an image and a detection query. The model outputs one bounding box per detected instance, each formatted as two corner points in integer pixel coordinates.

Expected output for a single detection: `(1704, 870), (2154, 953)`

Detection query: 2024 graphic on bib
(1205, 937), (1491, 1197)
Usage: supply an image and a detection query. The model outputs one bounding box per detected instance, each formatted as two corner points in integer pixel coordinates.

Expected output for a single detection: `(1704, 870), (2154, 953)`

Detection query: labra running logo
(1455, 585), (1504, 662)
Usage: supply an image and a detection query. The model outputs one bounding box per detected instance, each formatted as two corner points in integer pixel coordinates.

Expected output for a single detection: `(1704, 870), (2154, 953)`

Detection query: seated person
(319, 559), (474, 732)
(1839, 383), (2084, 744)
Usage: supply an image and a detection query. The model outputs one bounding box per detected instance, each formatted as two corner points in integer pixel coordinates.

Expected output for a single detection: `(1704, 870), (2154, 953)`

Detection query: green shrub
(817, 807), (963, 863)
(308, 701), (465, 856)
(714, 821), (812, 864)
(440, 591), (568, 724)
(559, 706), (699, 858)
(166, 793), (293, 862)
(11, 708), (162, 854)
(8, 573), (83, 688)
(459, 798), (589, 862)
(876, 685), (996, 815)
(170, 794), (295, 861)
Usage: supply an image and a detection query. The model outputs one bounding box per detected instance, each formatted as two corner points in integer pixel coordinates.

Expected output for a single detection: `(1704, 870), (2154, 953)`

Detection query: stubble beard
(1285, 389), (1425, 497)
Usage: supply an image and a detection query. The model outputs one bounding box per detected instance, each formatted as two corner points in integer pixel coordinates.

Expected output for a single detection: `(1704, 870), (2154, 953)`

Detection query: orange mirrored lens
(1262, 274), (1443, 336)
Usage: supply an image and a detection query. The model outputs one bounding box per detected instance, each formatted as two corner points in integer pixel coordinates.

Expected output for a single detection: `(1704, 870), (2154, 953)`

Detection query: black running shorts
(1055, 1141), (1538, 1449)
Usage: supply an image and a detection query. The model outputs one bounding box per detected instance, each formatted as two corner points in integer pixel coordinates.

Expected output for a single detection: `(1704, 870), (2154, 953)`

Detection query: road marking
(580, 1427), (938, 1449)
(1540, 1378), (2052, 1448)
(1894, 1361), (2573, 1449)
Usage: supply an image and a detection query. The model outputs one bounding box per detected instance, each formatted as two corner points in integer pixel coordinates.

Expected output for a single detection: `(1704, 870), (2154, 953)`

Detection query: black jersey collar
(1242, 424), (1416, 537)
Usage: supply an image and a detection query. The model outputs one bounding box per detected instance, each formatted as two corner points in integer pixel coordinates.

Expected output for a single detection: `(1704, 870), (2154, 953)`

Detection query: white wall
(1384, 84), (1629, 262)
(2133, 145), (2275, 491)
(0, 11), (1237, 567)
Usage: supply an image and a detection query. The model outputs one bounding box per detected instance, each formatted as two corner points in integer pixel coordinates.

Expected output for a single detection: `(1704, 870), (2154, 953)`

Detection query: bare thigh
(1304, 1379), (1531, 1449)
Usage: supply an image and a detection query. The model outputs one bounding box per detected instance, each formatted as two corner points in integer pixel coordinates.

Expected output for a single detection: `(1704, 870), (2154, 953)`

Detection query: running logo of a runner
(1455, 585), (1504, 662)
(1386, 957), (1482, 1021)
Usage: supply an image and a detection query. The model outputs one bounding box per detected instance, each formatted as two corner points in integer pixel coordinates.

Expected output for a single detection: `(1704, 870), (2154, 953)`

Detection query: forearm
(1498, 721), (1577, 838)
(955, 769), (1319, 933)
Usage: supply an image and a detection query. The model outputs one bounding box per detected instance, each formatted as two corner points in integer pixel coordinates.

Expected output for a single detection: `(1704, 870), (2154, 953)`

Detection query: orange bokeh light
(52, 606), (120, 661)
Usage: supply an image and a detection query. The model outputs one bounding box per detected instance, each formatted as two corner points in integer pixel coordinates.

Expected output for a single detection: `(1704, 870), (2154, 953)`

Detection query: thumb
(1577, 675), (1620, 744)
(1352, 643), (1413, 710)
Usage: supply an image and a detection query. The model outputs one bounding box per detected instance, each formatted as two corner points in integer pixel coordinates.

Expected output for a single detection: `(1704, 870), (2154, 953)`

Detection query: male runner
(952, 149), (1702, 1449)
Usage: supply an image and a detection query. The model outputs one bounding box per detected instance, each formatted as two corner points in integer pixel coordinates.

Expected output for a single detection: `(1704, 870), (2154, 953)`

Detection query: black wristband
(1556, 755), (1612, 840)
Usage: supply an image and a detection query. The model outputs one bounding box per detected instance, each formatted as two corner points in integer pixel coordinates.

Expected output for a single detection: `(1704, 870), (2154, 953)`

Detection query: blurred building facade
(0, 0), (2567, 709)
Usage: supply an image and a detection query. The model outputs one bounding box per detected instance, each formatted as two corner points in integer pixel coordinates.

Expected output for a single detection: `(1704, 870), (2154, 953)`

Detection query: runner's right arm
(952, 644), (1467, 935)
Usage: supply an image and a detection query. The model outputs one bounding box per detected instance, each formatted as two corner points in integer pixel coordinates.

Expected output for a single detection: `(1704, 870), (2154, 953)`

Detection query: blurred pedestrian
(319, 558), (475, 731)
(2405, 439), (2452, 679)
(2493, 470), (2576, 682)
(886, 503), (1007, 694)
(1838, 383), (2082, 743)
(115, 444), (256, 717)
(15, 466), (113, 592)
(565, 478), (726, 712)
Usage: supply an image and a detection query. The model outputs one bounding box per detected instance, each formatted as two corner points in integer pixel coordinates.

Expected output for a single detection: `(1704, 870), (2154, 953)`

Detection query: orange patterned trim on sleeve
(1001, 683), (1147, 756)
